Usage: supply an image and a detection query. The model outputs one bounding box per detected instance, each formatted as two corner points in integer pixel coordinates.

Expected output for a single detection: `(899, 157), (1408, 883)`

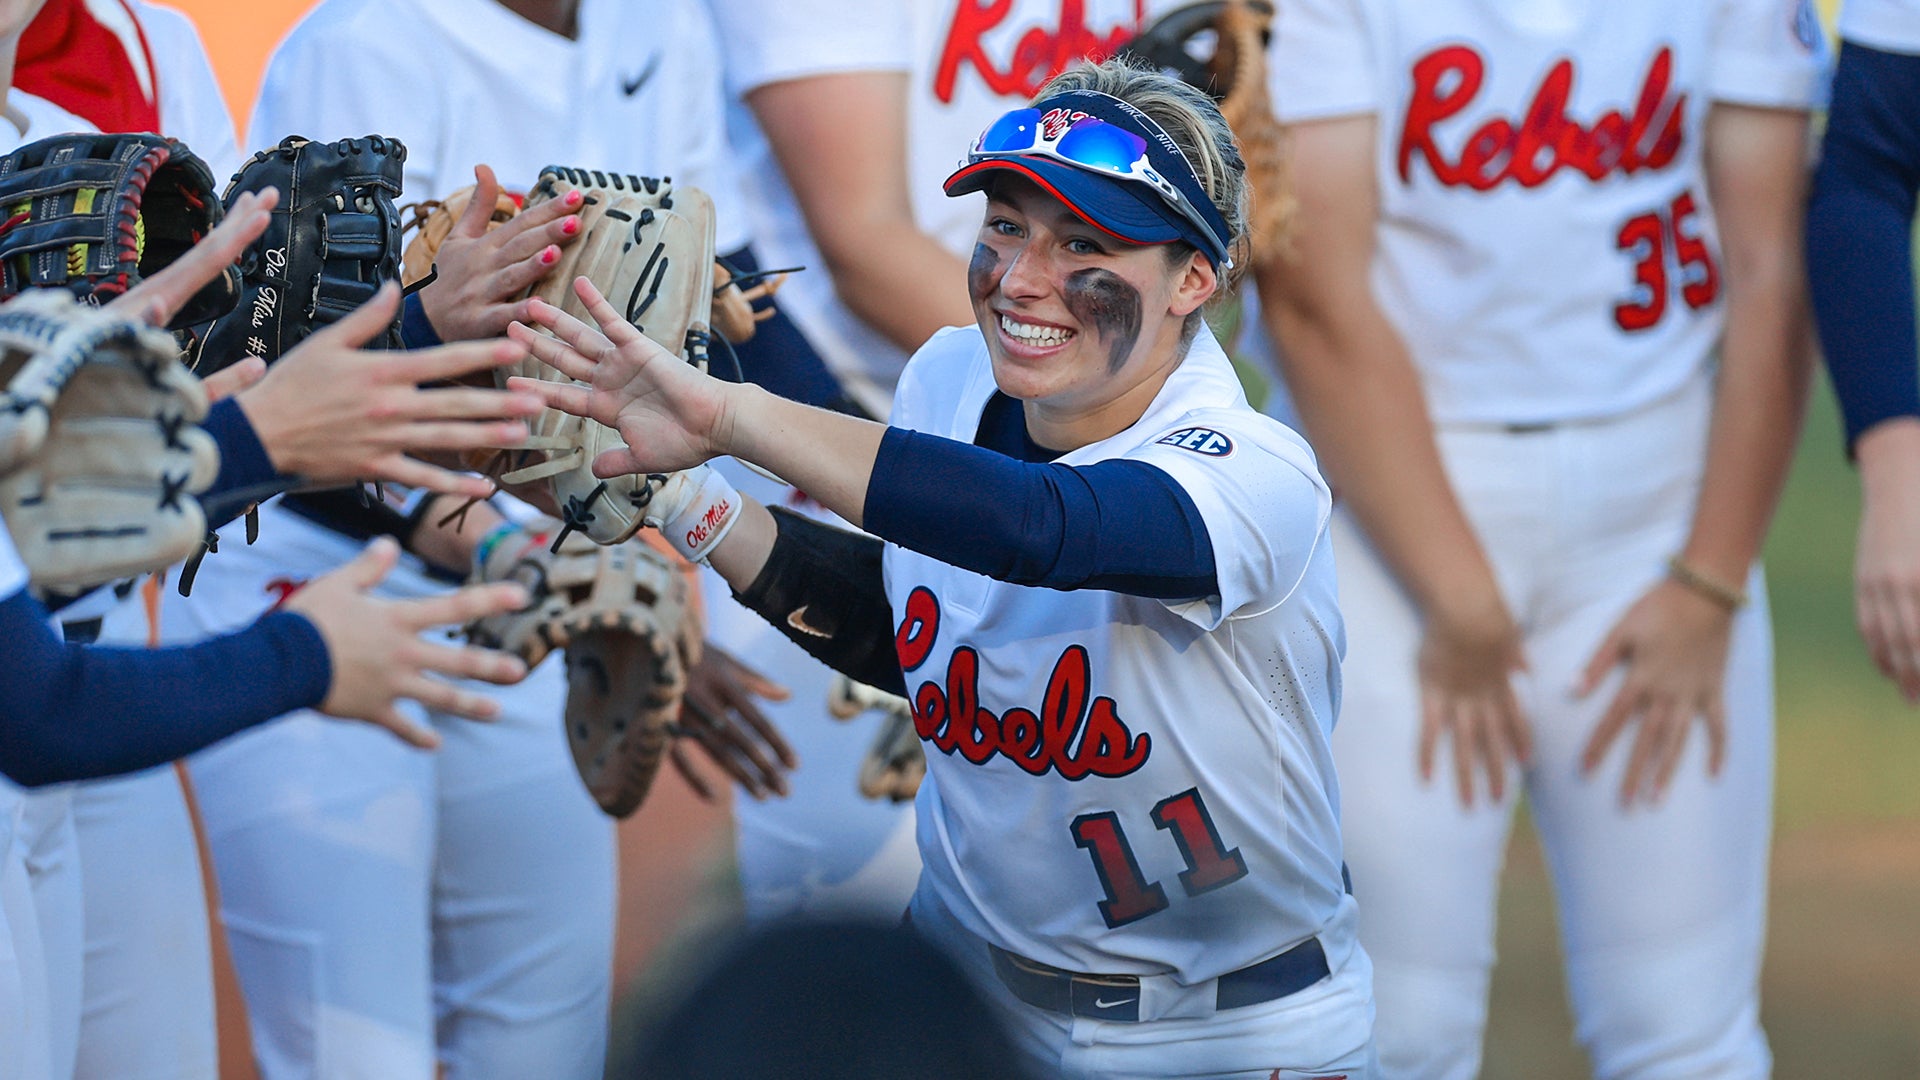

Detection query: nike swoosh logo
(1092, 996), (1135, 1009)
(787, 605), (831, 638)
(621, 54), (661, 97)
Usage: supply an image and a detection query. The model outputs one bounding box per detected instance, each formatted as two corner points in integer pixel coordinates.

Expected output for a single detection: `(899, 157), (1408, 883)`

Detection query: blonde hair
(1034, 57), (1251, 292)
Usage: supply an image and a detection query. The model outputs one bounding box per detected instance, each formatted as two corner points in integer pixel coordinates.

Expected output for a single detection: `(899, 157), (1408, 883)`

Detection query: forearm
(717, 382), (886, 527)
(1687, 104), (1818, 582)
(1683, 267), (1813, 581)
(1258, 276), (1502, 620)
(0, 590), (329, 786)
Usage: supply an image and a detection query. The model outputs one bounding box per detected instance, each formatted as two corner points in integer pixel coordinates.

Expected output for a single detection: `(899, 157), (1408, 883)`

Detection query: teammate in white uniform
(14, 4), (253, 1073)
(1807, 0), (1920, 701)
(1262, 2), (1824, 1076)
(512, 59), (1376, 1079)
(131, 1), (766, 1074)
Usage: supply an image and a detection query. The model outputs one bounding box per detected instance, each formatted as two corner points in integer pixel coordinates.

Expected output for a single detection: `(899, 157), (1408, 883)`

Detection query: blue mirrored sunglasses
(966, 107), (1230, 267)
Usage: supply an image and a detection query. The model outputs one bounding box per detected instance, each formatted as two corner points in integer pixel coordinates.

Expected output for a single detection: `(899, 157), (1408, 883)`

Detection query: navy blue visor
(944, 89), (1233, 270)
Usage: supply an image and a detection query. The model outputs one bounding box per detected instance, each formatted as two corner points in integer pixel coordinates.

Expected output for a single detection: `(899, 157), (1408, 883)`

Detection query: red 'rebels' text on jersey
(934, 0), (1146, 103)
(895, 585), (1152, 779)
(1398, 44), (1686, 190)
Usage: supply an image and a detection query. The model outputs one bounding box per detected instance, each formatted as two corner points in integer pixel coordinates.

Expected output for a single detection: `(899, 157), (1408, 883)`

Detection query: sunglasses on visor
(964, 107), (1232, 269)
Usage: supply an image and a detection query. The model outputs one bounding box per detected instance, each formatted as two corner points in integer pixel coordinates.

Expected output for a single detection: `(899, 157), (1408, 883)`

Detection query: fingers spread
(396, 339), (532, 386)
(1576, 627), (1627, 699)
(667, 742), (717, 803)
(1581, 683), (1637, 775)
(408, 639), (528, 686)
(401, 581), (532, 632)
(506, 375), (598, 421)
(401, 674), (502, 722)
(391, 385), (544, 423)
(201, 355), (266, 403)
(339, 536), (401, 590)
(574, 277), (645, 348)
(507, 320), (601, 382)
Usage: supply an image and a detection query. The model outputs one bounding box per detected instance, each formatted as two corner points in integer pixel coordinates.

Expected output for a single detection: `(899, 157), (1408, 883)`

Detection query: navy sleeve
(1808, 41), (1920, 451)
(200, 398), (289, 526)
(862, 427), (1218, 599)
(0, 589), (331, 787)
(400, 291), (444, 349)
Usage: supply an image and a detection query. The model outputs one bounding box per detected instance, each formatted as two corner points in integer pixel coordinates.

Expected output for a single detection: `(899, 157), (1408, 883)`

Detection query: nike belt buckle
(1070, 973), (1141, 1023)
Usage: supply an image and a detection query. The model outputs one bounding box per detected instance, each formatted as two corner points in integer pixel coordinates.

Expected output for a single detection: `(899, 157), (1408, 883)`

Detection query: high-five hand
(506, 277), (733, 476)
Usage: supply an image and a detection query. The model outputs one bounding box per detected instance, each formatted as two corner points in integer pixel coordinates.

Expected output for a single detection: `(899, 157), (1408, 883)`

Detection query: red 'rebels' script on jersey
(1398, 44), (1686, 190)
(894, 586), (1152, 779)
(934, 0), (1146, 104)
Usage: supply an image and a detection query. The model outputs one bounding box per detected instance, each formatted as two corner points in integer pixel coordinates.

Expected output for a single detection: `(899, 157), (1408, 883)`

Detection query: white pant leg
(1327, 511), (1524, 1080)
(190, 713), (440, 1080)
(70, 767), (217, 1080)
(18, 789), (80, 1080)
(1521, 384), (1773, 1080)
(0, 802), (52, 1080)
(430, 660), (615, 1080)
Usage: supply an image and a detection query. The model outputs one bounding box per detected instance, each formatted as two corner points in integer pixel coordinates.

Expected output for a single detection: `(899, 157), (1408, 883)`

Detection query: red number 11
(1070, 788), (1249, 928)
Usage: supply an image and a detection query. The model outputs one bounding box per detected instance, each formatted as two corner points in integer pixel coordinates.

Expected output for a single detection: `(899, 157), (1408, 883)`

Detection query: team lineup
(0, 0), (1914, 1078)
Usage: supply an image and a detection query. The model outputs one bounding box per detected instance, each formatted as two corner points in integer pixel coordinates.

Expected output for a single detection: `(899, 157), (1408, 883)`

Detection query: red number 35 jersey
(1271, 0), (1827, 426)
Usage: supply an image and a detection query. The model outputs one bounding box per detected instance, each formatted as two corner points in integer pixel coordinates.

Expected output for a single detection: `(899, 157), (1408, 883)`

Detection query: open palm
(506, 278), (731, 478)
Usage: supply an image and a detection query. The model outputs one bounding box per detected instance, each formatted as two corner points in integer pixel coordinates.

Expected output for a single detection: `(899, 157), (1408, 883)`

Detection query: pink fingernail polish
(541, 246), (559, 265)
(562, 217), (579, 236)
(565, 190), (584, 207)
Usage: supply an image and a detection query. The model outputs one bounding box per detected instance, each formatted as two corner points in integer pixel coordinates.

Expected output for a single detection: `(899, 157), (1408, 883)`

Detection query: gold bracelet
(1665, 555), (1747, 612)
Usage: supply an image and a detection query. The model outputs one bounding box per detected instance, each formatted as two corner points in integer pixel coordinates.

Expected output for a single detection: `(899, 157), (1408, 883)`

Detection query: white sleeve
(1840, 0), (1920, 54)
(1269, 0), (1380, 122)
(135, 3), (242, 180)
(0, 516), (27, 600)
(1709, 0), (1831, 108)
(1125, 417), (1333, 630)
(247, 24), (445, 198)
(708, 0), (911, 97)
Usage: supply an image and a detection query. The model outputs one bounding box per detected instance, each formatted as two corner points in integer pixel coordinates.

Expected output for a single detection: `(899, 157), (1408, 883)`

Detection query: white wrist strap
(656, 466), (741, 564)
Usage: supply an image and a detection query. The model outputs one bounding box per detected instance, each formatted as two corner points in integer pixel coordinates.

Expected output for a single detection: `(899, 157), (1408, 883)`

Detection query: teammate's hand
(111, 189), (276, 327)
(1416, 594), (1531, 808)
(285, 537), (531, 749)
(237, 282), (545, 498)
(1853, 421), (1920, 702)
(418, 164), (585, 343)
(1577, 579), (1734, 807)
(507, 278), (734, 475)
(200, 356), (267, 404)
(668, 643), (797, 801)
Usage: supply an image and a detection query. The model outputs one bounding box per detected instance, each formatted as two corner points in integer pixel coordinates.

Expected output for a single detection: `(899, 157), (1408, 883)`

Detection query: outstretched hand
(668, 643), (796, 801)
(286, 537), (531, 748)
(418, 164), (585, 343)
(507, 277), (735, 477)
(236, 282), (544, 498)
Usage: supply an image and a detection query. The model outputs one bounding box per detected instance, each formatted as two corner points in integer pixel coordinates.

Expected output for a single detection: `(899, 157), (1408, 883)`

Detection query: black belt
(988, 936), (1329, 1023)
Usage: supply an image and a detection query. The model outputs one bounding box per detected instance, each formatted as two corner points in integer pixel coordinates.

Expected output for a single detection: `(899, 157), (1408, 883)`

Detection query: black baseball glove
(0, 132), (235, 330)
(190, 134), (406, 375)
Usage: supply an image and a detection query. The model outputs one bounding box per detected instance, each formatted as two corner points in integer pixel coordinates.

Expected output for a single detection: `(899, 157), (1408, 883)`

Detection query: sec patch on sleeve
(1156, 427), (1235, 456)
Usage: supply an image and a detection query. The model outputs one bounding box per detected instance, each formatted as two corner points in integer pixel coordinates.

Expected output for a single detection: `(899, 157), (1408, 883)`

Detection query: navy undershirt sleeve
(862, 394), (1217, 599)
(400, 291), (444, 349)
(1808, 41), (1920, 450)
(0, 589), (331, 787)
(201, 398), (286, 526)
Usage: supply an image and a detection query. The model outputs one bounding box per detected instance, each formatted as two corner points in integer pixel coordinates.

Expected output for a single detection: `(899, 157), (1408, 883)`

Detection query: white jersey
(0, 513), (23, 604)
(254, 0), (750, 252)
(134, 1), (242, 180)
(1842, 0), (1920, 52)
(1271, 0), (1827, 425)
(886, 324), (1349, 981)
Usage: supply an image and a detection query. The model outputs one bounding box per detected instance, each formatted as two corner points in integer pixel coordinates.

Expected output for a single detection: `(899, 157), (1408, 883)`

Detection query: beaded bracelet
(1665, 555), (1747, 612)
